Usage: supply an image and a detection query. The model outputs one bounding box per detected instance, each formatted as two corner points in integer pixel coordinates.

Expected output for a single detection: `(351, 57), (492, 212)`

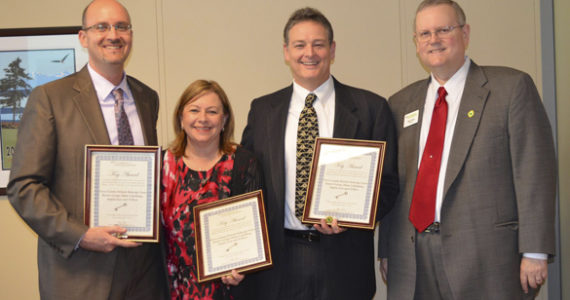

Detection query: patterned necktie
(112, 88), (134, 145)
(409, 87), (448, 232)
(295, 93), (319, 221)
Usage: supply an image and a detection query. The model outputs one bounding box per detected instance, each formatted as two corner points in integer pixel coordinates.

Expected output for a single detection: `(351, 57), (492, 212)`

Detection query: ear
(78, 30), (88, 49)
(330, 41), (336, 61)
(461, 24), (471, 48)
(283, 43), (290, 64)
(413, 33), (421, 55)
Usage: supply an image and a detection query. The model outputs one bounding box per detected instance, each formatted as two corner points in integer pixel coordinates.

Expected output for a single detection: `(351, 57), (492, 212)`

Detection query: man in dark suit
(379, 0), (556, 299)
(7, 0), (166, 299)
(240, 7), (398, 300)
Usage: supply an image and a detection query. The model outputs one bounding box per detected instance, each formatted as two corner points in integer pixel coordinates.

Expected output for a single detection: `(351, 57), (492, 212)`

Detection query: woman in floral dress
(161, 80), (262, 299)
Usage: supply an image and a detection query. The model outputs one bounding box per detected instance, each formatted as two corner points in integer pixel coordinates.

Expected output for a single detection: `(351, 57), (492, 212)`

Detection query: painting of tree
(0, 57), (32, 123)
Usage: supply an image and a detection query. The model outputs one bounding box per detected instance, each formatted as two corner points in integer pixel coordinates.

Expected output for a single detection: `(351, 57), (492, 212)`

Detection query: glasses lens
(418, 31), (430, 41)
(95, 23), (110, 32)
(115, 23), (131, 32)
(438, 27), (452, 36)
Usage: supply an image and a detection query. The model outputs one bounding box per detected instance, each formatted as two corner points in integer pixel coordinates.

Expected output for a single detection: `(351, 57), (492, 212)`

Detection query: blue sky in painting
(0, 48), (76, 108)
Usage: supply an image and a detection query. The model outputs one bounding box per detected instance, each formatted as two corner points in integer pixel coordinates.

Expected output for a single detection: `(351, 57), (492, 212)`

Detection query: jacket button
(411, 236), (414, 243)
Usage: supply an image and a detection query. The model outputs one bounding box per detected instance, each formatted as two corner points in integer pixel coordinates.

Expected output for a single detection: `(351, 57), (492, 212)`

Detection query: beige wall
(0, 1), (555, 299)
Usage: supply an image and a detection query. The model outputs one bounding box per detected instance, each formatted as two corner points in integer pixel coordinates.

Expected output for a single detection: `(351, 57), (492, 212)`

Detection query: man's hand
(520, 257), (547, 294)
(313, 218), (346, 235)
(221, 269), (244, 286)
(380, 258), (388, 283)
(79, 226), (141, 253)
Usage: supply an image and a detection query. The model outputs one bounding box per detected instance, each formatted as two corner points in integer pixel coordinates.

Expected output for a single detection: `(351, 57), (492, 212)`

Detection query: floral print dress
(161, 149), (235, 300)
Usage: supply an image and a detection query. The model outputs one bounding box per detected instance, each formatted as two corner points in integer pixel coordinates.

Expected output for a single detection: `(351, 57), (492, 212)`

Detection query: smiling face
(79, 0), (132, 77)
(284, 21), (336, 91)
(415, 4), (470, 83)
(180, 91), (227, 149)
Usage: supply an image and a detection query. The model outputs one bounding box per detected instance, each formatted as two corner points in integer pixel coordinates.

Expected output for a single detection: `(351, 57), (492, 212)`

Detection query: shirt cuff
(74, 233), (86, 251)
(523, 253), (548, 260)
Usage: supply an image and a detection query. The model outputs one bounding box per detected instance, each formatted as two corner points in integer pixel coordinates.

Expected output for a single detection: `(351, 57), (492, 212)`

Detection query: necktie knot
(112, 88), (124, 105)
(305, 93), (316, 108)
(436, 87), (447, 106)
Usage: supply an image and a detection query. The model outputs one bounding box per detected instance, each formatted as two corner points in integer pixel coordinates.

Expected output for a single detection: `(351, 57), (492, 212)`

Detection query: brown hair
(283, 7), (334, 45)
(169, 80), (236, 158)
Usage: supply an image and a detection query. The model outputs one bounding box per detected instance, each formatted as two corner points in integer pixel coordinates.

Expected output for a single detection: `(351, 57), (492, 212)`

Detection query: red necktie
(409, 87), (448, 232)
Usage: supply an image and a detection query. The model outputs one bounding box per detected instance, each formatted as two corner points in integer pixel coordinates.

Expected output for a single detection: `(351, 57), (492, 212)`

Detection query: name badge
(404, 110), (419, 128)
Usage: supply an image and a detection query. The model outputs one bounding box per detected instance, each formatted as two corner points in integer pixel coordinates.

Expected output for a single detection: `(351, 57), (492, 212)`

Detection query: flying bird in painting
(51, 54), (69, 63)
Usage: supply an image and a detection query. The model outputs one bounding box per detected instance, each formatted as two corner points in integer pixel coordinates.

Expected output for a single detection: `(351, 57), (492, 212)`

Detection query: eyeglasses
(82, 23), (132, 34)
(415, 25), (464, 42)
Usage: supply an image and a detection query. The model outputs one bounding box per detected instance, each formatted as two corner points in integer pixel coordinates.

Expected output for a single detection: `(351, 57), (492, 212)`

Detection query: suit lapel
(443, 62), (489, 196)
(267, 86), (292, 209)
(402, 81), (429, 199)
(71, 67), (111, 144)
(128, 77), (155, 145)
(332, 78), (359, 138)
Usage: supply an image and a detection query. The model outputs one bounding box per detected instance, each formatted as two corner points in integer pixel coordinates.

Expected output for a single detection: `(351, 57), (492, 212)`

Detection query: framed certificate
(84, 145), (161, 242)
(301, 138), (386, 230)
(194, 190), (272, 283)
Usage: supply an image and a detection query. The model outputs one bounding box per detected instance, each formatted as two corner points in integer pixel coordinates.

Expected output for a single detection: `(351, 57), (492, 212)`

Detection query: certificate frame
(301, 137), (386, 230)
(84, 145), (161, 243)
(194, 190), (272, 283)
(0, 26), (87, 195)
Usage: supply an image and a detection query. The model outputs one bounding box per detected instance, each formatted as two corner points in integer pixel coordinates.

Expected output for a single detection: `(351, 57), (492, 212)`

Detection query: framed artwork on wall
(0, 26), (87, 195)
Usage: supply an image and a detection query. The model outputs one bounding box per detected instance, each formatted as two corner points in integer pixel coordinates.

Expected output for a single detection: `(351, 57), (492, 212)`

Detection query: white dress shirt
(87, 64), (145, 146)
(284, 76), (336, 230)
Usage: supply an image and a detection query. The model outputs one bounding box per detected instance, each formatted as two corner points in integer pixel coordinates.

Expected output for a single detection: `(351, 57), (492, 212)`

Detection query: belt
(284, 229), (320, 242)
(423, 222), (440, 233)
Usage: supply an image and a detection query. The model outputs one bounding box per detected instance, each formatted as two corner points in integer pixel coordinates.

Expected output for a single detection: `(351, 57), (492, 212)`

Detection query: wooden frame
(84, 145), (161, 243)
(194, 190), (272, 282)
(301, 137), (386, 230)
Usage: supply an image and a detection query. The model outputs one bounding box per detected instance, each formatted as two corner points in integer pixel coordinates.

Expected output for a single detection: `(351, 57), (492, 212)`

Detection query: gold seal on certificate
(193, 190), (272, 282)
(301, 138), (386, 230)
(83, 145), (161, 242)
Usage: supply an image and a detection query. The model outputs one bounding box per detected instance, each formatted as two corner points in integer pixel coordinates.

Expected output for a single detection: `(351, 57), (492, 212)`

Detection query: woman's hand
(221, 269), (244, 286)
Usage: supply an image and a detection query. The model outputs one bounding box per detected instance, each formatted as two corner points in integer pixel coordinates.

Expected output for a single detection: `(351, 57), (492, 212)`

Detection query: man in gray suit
(7, 0), (166, 299)
(379, 0), (556, 299)
(240, 7), (398, 300)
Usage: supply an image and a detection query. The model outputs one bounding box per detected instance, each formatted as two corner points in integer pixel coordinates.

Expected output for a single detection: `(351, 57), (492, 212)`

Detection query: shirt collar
(430, 57), (470, 90)
(292, 75), (334, 105)
(87, 63), (129, 103)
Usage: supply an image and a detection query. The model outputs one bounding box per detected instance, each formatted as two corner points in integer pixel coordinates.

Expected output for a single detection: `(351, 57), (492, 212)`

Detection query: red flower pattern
(161, 150), (235, 299)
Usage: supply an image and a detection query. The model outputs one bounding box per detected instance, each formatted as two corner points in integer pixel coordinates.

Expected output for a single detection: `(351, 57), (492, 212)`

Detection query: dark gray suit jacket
(8, 67), (164, 300)
(379, 61), (556, 300)
(240, 77), (399, 300)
